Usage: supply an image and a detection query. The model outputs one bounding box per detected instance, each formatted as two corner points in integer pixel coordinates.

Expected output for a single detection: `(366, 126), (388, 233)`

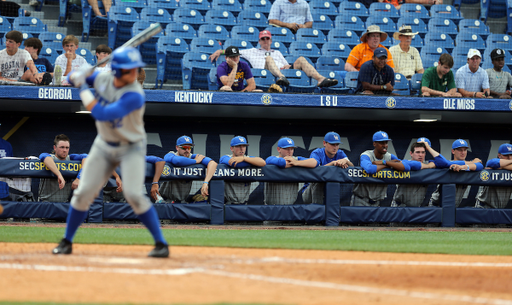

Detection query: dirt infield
(1, 231), (512, 305)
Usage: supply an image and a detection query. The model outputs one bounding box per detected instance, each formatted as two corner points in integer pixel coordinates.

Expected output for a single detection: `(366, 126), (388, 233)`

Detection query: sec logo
(261, 94), (272, 105)
(162, 164), (171, 177)
(386, 97), (396, 109)
(480, 170), (490, 182)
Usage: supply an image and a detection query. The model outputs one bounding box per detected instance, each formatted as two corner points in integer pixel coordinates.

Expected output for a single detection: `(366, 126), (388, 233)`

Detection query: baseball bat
(93, 22), (163, 69)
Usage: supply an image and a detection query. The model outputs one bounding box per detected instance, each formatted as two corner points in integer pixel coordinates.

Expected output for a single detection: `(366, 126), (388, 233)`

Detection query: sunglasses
(260, 37), (270, 41)
(179, 145), (193, 150)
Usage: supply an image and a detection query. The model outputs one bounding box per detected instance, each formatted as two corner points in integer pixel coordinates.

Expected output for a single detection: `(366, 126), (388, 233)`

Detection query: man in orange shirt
(345, 25), (395, 72)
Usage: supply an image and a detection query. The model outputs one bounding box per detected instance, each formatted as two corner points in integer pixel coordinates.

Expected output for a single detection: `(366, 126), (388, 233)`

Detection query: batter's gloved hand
(268, 83), (283, 93)
(68, 64), (93, 88)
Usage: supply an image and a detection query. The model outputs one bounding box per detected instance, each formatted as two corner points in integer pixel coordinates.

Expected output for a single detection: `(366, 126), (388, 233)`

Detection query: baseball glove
(192, 194), (208, 202)
(268, 83), (283, 93)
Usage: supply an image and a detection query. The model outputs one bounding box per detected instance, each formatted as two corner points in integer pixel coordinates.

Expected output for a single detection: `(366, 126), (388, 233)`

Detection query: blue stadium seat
(76, 48), (95, 64)
(316, 55), (344, 71)
(380, 35), (394, 48)
(108, 5), (140, 49)
(396, 16), (427, 39)
(156, 36), (190, 87)
(344, 71), (359, 94)
(312, 14), (334, 36)
(190, 37), (222, 54)
(280, 69), (317, 93)
(452, 46), (472, 59)
(410, 73), (422, 95)
(114, 0), (148, 13)
(223, 38), (254, 50)
(265, 27), (295, 48)
(296, 28), (327, 49)
(165, 22), (198, 44)
(455, 33), (486, 53)
(459, 19), (490, 40)
(208, 67), (218, 90)
(309, 0), (338, 18)
(393, 73), (411, 95)
(327, 29), (359, 49)
(481, 0), (506, 23)
(391, 35), (424, 53)
(140, 7), (173, 26)
(256, 40), (289, 55)
(148, 0), (180, 14)
(251, 68), (275, 90)
(173, 8), (205, 31)
(420, 45), (449, 58)
(365, 16), (396, 37)
(427, 18), (458, 39)
(486, 34), (512, 51)
(243, 0), (271, 17)
(198, 24), (230, 44)
(205, 9), (237, 31)
(321, 42), (351, 60)
(181, 52), (216, 89)
(399, 4), (430, 23)
(12, 17), (47, 37)
(179, 0), (211, 15)
(421, 54), (441, 69)
(59, 0), (83, 27)
(508, 0), (512, 35)
(316, 70), (350, 94)
(215, 54), (252, 67)
(38, 31), (64, 47)
(369, 2), (400, 23)
(211, 0), (243, 15)
(430, 4), (463, 25)
(483, 48), (512, 70)
(39, 46), (59, 65)
(81, 0), (107, 42)
(452, 0), (480, 9)
(133, 21), (165, 65)
(334, 15), (365, 36)
(230, 25), (260, 43)
(0, 18), (11, 40)
(238, 10), (268, 30)
(452, 55), (467, 71)
(424, 32), (455, 53)
(288, 41), (321, 61)
(285, 55), (314, 67)
(338, 1), (369, 22)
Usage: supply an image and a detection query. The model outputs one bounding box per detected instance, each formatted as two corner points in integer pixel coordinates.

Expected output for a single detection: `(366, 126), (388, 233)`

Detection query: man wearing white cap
(265, 137), (318, 205)
(389, 25), (424, 79)
(268, 0), (313, 34)
(345, 25), (395, 72)
(455, 49), (492, 98)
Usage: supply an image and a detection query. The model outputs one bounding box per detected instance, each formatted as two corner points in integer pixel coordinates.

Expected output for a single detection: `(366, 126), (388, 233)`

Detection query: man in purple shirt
(216, 46), (260, 92)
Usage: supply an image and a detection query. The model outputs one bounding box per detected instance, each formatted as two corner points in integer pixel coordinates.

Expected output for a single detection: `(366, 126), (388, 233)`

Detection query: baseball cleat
(52, 238), (72, 255)
(148, 242), (169, 258)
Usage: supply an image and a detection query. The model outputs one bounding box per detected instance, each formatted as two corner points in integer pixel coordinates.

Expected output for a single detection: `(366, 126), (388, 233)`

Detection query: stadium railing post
(210, 180), (225, 225)
(441, 184), (456, 227)
(87, 189), (104, 223)
(325, 182), (340, 226)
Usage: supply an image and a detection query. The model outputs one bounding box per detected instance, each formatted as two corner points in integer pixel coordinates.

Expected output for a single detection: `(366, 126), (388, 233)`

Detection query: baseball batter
(52, 47), (169, 258)
(265, 137), (318, 205)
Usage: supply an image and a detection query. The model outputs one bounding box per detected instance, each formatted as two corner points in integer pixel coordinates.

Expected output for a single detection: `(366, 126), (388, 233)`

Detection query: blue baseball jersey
(266, 155), (311, 168)
(309, 148), (349, 166)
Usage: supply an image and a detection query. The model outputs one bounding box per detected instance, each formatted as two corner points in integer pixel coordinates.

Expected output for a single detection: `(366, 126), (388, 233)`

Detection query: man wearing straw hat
(345, 25), (395, 72)
(389, 25), (424, 79)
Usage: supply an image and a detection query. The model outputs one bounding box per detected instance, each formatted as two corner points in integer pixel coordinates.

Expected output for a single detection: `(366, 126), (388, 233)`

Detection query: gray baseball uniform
(429, 184), (468, 207)
(475, 186), (512, 209)
(160, 151), (193, 203)
(265, 156), (300, 205)
(38, 154), (73, 202)
(220, 154), (252, 205)
(391, 184), (428, 207)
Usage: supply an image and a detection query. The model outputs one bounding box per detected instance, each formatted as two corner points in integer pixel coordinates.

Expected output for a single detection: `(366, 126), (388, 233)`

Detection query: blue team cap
(324, 131), (342, 144)
(374, 47), (388, 59)
(417, 137), (431, 147)
(278, 137), (297, 148)
(498, 143), (512, 155)
(231, 136), (249, 147)
(176, 135), (194, 146)
(373, 131), (392, 142)
(452, 139), (468, 149)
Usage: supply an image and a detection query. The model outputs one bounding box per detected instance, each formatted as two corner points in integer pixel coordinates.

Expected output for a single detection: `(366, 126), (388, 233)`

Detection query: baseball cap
(176, 135), (194, 146)
(259, 30), (272, 39)
(417, 137), (431, 147)
(324, 131), (342, 144)
(231, 136), (249, 146)
(373, 131), (392, 142)
(224, 46), (240, 57)
(498, 143), (512, 155)
(491, 48), (506, 60)
(467, 48), (482, 59)
(374, 47), (388, 59)
(278, 137), (297, 148)
(452, 139), (468, 149)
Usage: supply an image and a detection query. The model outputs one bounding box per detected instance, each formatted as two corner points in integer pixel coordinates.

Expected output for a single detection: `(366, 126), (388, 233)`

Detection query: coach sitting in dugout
(345, 25), (395, 72)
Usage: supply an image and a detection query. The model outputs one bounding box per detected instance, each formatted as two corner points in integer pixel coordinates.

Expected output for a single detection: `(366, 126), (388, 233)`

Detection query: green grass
(0, 226), (511, 256)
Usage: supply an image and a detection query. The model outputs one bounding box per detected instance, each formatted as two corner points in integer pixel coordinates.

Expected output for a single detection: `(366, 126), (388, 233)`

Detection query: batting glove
(79, 83), (95, 108)
(68, 64), (93, 88)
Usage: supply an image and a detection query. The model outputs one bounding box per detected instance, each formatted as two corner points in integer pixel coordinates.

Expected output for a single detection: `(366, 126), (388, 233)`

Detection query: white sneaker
(29, 0), (40, 7)
(54, 65), (62, 86)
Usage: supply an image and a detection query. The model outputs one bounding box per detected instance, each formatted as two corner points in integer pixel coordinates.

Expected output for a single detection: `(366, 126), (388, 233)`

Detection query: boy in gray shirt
(486, 48), (512, 99)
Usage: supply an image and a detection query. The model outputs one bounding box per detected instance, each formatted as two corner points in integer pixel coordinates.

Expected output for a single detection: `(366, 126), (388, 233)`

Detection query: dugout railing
(1, 159), (511, 227)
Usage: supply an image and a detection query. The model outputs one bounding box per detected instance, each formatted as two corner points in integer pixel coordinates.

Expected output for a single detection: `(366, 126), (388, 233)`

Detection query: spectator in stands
(220, 136), (266, 205)
(94, 44), (112, 73)
(0, 30), (43, 84)
(302, 132), (353, 205)
(54, 35), (88, 86)
(265, 137), (318, 205)
(345, 25), (395, 72)
(428, 139), (484, 207)
(87, 0), (111, 17)
(38, 134), (86, 202)
(22, 38), (53, 85)
(156, 135), (217, 203)
(420, 53), (461, 97)
(216, 46), (260, 92)
(455, 49), (492, 99)
(404, 0), (442, 6)
(391, 139), (436, 207)
(209, 30), (337, 88)
(268, 0), (313, 34)
(0, 0), (31, 16)
(475, 143), (512, 209)
(379, 0), (404, 9)
(355, 47), (396, 95)
(351, 131), (406, 206)
(486, 48), (512, 99)
(389, 25), (424, 79)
